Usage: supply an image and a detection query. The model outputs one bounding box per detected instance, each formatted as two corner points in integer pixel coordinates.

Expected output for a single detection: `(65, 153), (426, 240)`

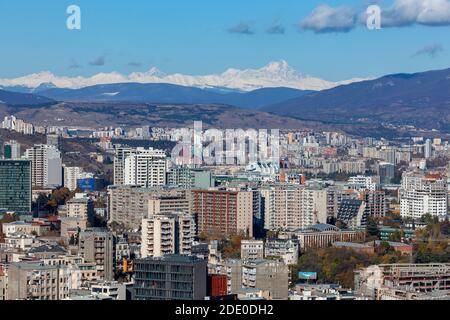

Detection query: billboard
(77, 178), (96, 192)
(298, 272), (318, 280)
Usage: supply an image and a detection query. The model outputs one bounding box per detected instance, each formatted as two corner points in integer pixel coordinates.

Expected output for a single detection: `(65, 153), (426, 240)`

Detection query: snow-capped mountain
(0, 61), (370, 92)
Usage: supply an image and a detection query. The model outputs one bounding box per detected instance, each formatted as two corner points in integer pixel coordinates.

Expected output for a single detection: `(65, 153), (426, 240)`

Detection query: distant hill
(0, 89), (55, 106)
(262, 68), (450, 131)
(38, 83), (311, 109)
(0, 101), (331, 130)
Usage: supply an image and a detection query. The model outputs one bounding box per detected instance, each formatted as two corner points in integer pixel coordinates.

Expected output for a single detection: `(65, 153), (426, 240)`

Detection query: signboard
(77, 178), (96, 192)
(298, 272), (318, 280)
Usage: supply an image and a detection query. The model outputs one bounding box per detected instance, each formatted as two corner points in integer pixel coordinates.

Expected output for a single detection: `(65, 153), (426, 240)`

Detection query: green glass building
(0, 160), (32, 214)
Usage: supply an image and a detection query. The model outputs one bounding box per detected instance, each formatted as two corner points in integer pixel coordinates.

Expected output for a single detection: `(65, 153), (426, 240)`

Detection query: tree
(389, 230), (402, 242)
(421, 213), (438, 225)
(366, 217), (380, 238)
(336, 221), (348, 230)
(377, 241), (394, 255)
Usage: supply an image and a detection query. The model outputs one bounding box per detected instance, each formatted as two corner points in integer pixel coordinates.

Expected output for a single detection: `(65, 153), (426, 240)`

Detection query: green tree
(366, 217), (380, 238)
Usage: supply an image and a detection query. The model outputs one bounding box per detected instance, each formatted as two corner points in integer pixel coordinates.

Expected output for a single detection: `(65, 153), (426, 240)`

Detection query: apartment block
(141, 212), (195, 258)
(25, 144), (62, 188)
(241, 259), (289, 300)
(133, 255), (207, 300)
(240, 240), (264, 261)
(78, 229), (115, 281)
(192, 189), (254, 237)
(7, 261), (70, 300)
(108, 186), (190, 230)
(400, 172), (448, 220)
(261, 185), (327, 231)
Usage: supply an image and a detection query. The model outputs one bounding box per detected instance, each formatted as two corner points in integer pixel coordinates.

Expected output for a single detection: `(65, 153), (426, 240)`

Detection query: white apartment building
(264, 239), (299, 266)
(25, 144), (62, 188)
(64, 166), (84, 191)
(400, 173), (448, 220)
(141, 212), (195, 258)
(348, 176), (377, 191)
(114, 147), (166, 186)
(123, 149), (167, 187)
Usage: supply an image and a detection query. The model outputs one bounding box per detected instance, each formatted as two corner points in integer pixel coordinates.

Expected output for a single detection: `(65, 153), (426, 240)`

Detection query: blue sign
(77, 178), (96, 192)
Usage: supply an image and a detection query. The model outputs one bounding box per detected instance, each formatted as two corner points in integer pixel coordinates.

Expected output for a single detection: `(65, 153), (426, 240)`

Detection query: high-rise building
(377, 162), (395, 185)
(114, 147), (166, 186)
(360, 190), (387, 218)
(192, 189), (254, 237)
(133, 255), (207, 300)
(46, 134), (60, 148)
(141, 212), (195, 258)
(0, 160), (32, 215)
(78, 229), (115, 280)
(25, 144), (62, 188)
(63, 166), (84, 191)
(3, 140), (21, 159)
(124, 150), (167, 187)
(261, 185), (327, 231)
(424, 139), (433, 159)
(108, 186), (191, 229)
(148, 193), (192, 217)
(400, 172), (448, 220)
(113, 147), (136, 185)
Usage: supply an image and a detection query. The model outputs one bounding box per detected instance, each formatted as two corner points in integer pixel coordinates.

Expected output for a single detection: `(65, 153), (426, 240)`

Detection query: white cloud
(302, 0), (450, 33)
(300, 4), (357, 33)
(382, 0), (450, 27)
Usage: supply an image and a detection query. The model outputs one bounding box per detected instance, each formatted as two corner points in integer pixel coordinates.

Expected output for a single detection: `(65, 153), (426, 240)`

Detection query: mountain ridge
(261, 67), (450, 131)
(0, 61), (370, 92)
(37, 84), (313, 109)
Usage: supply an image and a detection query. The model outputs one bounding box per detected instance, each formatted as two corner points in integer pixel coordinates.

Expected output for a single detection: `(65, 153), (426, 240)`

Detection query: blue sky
(0, 0), (450, 81)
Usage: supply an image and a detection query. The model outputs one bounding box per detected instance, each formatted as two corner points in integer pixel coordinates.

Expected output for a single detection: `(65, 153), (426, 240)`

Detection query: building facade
(133, 255), (207, 300)
(192, 189), (254, 237)
(78, 229), (115, 281)
(0, 160), (32, 215)
(400, 173), (448, 220)
(141, 212), (195, 258)
(25, 144), (62, 188)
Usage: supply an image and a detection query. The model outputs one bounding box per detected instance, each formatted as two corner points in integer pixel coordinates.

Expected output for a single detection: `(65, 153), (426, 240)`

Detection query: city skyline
(0, 0), (449, 306)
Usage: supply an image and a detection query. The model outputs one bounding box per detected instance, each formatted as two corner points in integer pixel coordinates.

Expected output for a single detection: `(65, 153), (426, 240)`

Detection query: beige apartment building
(108, 186), (191, 229)
(261, 185), (327, 231)
(7, 262), (70, 300)
(141, 212), (195, 258)
(78, 229), (115, 281)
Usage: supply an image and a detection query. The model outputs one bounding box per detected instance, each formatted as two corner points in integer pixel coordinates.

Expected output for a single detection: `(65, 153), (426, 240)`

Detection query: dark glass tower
(0, 160), (32, 215)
